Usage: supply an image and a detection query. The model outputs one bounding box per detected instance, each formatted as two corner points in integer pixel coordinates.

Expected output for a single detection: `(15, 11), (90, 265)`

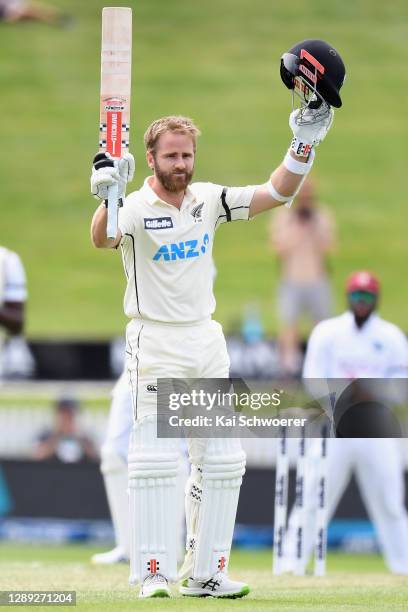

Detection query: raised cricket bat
(99, 7), (132, 239)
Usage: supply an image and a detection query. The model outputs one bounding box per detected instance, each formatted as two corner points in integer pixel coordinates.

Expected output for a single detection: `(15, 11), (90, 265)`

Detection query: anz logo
(153, 233), (210, 262)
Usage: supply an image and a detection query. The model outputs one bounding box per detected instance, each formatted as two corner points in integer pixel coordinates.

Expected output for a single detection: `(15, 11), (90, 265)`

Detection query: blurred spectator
(241, 303), (264, 344)
(225, 304), (281, 379)
(0, 0), (70, 26)
(0, 245), (34, 380)
(268, 178), (335, 375)
(284, 271), (408, 574)
(32, 397), (99, 463)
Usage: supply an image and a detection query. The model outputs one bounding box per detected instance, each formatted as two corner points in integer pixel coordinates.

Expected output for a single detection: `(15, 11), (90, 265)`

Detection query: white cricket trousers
(125, 317), (242, 583)
(125, 317), (231, 421)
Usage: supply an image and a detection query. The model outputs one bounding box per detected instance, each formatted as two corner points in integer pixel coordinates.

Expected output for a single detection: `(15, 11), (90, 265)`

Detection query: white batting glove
(289, 107), (334, 156)
(91, 152), (119, 200)
(117, 152), (135, 199)
(90, 152), (135, 201)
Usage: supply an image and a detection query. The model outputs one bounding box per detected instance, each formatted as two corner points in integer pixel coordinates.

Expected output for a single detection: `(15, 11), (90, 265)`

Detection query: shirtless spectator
(269, 178), (335, 374)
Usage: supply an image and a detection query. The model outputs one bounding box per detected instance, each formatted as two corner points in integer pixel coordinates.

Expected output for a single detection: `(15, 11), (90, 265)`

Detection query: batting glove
(90, 152), (135, 201)
(289, 107), (334, 156)
(117, 152), (135, 199)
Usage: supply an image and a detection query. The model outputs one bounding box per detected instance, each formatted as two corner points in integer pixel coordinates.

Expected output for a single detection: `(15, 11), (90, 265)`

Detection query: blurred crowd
(31, 396), (99, 463)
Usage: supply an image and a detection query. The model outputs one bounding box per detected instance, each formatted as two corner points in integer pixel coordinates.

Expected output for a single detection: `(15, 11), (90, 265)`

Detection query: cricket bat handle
(106, 182), (119, 240)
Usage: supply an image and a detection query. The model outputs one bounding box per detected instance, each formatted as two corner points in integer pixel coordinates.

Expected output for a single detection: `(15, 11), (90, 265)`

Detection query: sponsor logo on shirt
(146, 384), (158, 393)
(144, 217), (174, 230)
(153, 233), (210, 262)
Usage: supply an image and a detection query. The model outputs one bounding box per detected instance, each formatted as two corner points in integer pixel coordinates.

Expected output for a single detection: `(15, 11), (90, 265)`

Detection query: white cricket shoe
(91, 546), (129, 565)
(139, 574), (171, 598)
(179, 572), (250, 599)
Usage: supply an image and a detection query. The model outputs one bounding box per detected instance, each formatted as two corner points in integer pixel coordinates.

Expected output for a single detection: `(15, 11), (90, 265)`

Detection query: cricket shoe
(139, 574), (171, 598)
(91, 546), (129, 565)
(179, 572), (250, 599)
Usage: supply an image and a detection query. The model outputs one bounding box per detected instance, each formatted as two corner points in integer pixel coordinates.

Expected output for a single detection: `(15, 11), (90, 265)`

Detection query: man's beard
(352, 307), (374, 328)
(154, 160), (194, 193)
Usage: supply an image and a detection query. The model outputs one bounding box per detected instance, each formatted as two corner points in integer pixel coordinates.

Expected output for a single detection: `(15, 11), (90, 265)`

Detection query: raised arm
(249, 107), (333, 218)
(91, 203), (121, 248)
(89, 152), (135, 249)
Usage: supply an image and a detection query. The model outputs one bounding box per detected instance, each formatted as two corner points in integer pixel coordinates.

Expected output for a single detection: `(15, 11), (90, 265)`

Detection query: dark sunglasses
(348, 291), (377, 305)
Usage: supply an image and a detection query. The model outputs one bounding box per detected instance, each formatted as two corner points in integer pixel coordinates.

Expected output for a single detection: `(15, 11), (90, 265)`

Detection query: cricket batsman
(89, 39), (345, 598)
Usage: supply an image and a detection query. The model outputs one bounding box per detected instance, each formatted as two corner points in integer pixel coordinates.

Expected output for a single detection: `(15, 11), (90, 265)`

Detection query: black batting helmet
(280, 39), (346, 108)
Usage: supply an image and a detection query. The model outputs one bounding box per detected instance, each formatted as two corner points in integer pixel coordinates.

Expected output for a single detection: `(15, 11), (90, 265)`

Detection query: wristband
(283, 148), (315, 175)
(290, 137), (314, 159)
(265, 181), (292, 203)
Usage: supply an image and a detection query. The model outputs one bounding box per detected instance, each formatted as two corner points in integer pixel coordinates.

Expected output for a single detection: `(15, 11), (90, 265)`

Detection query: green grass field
(1, 0), (408, 338)
(1, 544), (407, 610)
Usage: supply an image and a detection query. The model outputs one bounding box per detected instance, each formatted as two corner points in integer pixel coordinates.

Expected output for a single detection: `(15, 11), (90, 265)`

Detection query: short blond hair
(144, 115), (201, 153)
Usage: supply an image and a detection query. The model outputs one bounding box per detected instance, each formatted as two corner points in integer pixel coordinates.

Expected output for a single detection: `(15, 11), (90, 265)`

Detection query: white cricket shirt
(0, 247), (27, 305)
(118, 178), (256, 323)
(0, 247), (27, 375)
(303, 311), (408, 378)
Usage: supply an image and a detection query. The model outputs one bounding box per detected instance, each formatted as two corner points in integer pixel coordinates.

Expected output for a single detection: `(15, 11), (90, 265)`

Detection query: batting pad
(128, 415), (180, 584)
(180, 437), (246, 580)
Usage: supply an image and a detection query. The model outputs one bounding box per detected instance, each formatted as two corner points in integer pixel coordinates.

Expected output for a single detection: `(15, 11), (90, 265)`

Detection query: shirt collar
(140, 176), (197, 207)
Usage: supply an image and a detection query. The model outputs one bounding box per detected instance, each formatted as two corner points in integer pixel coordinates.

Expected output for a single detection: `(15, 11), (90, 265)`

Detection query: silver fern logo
(191, 202), (204, 223)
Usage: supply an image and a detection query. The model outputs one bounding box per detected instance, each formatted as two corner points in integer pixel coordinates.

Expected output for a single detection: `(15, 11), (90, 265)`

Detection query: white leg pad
(181, 437), (246, 580)
(100, 446), (130, 556)
(128, 415), (180, 584)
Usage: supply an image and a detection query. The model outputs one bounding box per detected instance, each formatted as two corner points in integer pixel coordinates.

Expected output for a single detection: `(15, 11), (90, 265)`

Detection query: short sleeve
(211, 184), (257, 229)
(3, 251), (27, 302)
